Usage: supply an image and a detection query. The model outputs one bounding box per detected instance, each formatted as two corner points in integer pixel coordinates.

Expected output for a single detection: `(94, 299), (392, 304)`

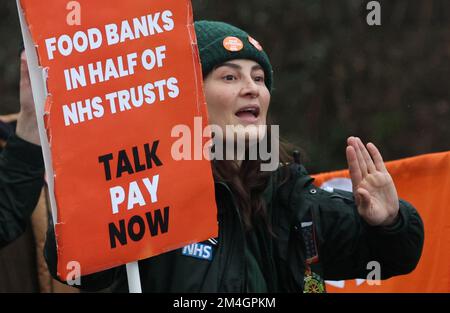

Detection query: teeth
(239, 108), (257, 113)
(236, 107), (259, 117)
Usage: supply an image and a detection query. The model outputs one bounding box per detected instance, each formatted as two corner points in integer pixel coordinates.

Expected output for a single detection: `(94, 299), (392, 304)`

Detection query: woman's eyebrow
(215, 63), (263, 72)
(216, 62), (242, 70)
(252, 64), (264, 72)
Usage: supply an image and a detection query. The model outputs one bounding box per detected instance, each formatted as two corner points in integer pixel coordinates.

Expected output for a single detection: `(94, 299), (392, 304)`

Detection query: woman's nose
(240, 76), (259, 98)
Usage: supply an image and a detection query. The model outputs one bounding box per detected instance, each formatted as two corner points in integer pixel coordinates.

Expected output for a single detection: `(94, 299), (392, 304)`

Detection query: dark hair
(211, 124), (299, 233)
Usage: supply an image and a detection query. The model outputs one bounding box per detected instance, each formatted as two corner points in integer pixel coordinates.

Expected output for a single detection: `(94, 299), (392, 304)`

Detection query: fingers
(20, 51), (30, 85)
(354, 139), (368, 176)
(0, 114), (19, 123)
(19, 51), (36, 117)
(347, 136), (367, 177)
(357, 139), (376, 173)
(366, 142), (387, 172)
(347, 136), (380, 176)
(346, 145), (362, 190)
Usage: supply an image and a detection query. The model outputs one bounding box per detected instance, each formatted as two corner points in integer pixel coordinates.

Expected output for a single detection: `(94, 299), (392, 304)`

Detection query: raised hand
(16, 50), (40, 145)
(345, 137), (399, 226)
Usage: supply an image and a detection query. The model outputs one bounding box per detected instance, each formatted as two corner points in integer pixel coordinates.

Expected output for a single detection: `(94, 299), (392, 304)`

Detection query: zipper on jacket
(215, 181), (248, 292)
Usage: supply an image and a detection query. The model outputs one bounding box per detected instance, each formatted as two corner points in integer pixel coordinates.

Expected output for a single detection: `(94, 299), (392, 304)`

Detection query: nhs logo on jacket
(181, 242), (213, 261)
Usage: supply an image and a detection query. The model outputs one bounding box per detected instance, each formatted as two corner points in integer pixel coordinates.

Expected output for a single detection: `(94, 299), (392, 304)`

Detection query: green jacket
(0, 135), (424, 292)
(45, 157), (423, 293)
(0, 135), (44, 248)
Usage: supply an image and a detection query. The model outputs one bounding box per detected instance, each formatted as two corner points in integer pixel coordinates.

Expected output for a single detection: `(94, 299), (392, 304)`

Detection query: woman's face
(203, 59), (270, 139)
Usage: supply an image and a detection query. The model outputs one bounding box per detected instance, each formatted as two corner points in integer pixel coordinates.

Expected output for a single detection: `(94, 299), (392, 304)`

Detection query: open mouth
(235, 106), (261, 121)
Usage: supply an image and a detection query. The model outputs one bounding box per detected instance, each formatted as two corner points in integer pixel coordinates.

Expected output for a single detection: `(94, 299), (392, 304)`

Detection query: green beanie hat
(194, 20), (273, 92)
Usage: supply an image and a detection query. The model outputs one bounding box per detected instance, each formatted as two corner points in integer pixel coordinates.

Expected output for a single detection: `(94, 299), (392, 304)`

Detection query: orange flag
(313, 151), (450, 292)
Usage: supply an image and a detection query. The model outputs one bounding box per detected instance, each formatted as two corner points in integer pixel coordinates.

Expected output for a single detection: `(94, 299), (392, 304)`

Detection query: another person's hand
(346, 136), (399, 226)
(0, 113), (19, 124)
(16, 50), (40, 145)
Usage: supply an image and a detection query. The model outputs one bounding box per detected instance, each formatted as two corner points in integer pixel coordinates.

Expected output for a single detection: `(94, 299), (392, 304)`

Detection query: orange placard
(313, 151), (450, 292)
(19, 0), (218, 279)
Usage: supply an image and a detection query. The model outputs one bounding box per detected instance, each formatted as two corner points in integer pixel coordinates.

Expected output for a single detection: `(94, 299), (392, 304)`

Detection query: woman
(11, 21), (424, 292)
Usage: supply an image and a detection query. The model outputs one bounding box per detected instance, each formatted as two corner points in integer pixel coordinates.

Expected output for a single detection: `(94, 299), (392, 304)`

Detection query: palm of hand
(346, 137), (399, 226)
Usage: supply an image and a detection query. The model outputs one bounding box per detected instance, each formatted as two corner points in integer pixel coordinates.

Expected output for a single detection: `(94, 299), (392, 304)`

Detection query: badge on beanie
(248, 36), (263, 51)
(223, 36), (244, 52)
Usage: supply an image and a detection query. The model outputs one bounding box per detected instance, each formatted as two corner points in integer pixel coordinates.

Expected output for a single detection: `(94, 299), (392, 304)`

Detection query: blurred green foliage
(0, 0), (448, 172)
(193, 0), (449, 172)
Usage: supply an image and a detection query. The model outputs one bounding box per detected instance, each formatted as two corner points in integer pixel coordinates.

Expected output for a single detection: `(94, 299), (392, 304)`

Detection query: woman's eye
(254, 76), (265, 83)
(223, 74), (236, 81)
